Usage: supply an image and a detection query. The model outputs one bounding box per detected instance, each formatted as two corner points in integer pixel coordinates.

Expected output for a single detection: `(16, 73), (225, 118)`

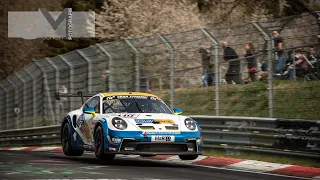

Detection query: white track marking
(10, 147), (28, 150)
(226, 160), (293, 172)
(31, 147), (60, 151)
(124, 156), (309, 180)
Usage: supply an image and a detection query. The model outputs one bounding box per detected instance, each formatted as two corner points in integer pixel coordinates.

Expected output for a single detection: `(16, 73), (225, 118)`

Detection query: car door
(77, 96), (101, 145)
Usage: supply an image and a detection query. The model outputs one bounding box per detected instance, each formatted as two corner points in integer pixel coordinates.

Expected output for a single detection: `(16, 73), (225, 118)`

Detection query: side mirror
(173, 108), (182, 115)
(83, 107), (96, 117)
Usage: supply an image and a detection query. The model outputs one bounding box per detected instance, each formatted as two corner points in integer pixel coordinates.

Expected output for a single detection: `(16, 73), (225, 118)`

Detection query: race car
(55, 91), (202, 161)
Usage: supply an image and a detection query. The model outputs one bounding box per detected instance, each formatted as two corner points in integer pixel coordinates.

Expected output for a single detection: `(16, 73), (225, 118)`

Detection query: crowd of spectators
(199, 30), (320, 86)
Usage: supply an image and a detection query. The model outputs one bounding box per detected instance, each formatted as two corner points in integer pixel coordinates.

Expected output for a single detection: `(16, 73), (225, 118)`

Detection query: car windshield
(102, 96), (172, 114)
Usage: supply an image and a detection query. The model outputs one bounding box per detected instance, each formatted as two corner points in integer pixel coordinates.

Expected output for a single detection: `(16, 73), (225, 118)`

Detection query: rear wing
(55, 91), (96, 104)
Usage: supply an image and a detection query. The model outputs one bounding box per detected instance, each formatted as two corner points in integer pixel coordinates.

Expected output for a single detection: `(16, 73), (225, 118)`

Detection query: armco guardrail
(0, 116), (319, 159)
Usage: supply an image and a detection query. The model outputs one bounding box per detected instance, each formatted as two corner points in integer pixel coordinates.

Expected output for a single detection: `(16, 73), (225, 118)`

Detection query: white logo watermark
(8, 8), (95, 40)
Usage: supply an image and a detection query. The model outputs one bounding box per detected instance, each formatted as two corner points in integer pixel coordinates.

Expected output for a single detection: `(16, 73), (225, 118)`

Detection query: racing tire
(178, 155), (198, 160)
(61, 122), (84, 156)
(94, 126), (115, 161)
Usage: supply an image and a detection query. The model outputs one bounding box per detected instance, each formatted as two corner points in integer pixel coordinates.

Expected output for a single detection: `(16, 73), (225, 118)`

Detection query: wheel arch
(61, 115), (72, 139)
(94, 118), (109, 149)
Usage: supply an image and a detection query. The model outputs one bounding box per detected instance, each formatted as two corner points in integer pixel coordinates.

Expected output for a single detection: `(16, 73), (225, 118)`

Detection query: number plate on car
(151, 136), (174, 142)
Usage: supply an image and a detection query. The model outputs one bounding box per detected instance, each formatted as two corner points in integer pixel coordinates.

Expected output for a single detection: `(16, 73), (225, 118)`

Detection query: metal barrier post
(240, 59), (244, 84)
(0, 85), (2, 130)
(292, 50), (296, 80)
(201, 28), (220, 116)
(59, 55), (74, 111)
(76, 49), (92, 93)
(33, 60), (55, 126)
(252, 22), (274, 118)
(15, 72), (27, 128)
(24, 69), (37, 127)
(159, 35), (175, 109)
(7, 78), (19, 129)
(46, 58), (60, 125)
(96, 44), (114, 92)
(124, 38), (140, 92)
(159, 77), (163, 91)
(0, 84), (9, 130)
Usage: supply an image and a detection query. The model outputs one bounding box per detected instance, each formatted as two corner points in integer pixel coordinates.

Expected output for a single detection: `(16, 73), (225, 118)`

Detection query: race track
(0, 151), (306, 180)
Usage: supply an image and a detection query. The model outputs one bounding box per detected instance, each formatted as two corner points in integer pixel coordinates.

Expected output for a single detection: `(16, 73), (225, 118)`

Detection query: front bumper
(106, 130), (202, 155)
(105, 140), (201, 155)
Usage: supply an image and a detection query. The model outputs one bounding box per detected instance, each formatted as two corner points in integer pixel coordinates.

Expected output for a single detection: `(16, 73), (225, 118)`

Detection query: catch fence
(0, 13), (320, 130)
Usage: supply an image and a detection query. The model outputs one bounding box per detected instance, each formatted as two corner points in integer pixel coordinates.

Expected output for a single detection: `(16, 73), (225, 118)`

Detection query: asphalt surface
(0, 151), (306, 180)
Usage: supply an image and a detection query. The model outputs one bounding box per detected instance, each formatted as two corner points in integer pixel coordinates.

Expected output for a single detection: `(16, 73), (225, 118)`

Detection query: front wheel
(178, 155), (198, 160)
(94, 126), (115, 161)
(61, 122), (84, 156)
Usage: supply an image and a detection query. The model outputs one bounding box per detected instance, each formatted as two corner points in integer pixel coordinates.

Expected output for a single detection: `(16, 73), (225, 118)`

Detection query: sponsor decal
(78, 114), (85, 128)
(118, 96), (148, 99)
(147, 132), (180, 134)
(143, 132), (148, 138)
(111, 137), (122, 144)
(117, 113), (138, 118)
(109, 147), (116, 151)
(188, 148), (194, 151)
(124, 147), (135, 151)
(135, 119), (174, 124)
(92, 121), (97, 126)
(83, 144), (93, 149)
(105, 96), (160, 100)
(82, 121), (91, 143)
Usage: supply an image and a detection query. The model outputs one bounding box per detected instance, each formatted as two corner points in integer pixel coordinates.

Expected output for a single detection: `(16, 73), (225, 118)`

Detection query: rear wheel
(61, 122), (84, 156)
(178, 155), (198, 160)
(94, 126), (115, 161)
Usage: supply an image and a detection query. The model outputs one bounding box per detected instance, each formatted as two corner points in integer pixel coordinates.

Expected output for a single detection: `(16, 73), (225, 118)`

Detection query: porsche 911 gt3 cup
(55, 91), (202, 161)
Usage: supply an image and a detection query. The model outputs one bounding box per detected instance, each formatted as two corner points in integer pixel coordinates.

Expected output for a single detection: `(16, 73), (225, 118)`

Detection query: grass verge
(155, 80), (320, 119)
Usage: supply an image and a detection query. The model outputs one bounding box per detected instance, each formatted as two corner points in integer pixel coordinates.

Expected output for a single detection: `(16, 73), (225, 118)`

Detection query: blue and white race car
(55, 92), (202, 161)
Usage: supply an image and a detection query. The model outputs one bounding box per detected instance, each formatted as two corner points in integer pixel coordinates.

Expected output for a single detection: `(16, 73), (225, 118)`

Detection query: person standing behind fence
(199, 48), (214, 87)
(273, 31), (287, 75)
(243, 43), (257, 82)
(59, 84), (68, 114)
(101, 70), (110, 92)
(223, 42), (241, 84)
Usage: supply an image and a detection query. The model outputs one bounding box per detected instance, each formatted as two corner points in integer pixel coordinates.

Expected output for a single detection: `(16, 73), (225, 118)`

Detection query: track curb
(1, 146), (319, 179)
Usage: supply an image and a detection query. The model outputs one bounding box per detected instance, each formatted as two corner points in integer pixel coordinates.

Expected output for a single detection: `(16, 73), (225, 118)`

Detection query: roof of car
(102, 92), (158, 97)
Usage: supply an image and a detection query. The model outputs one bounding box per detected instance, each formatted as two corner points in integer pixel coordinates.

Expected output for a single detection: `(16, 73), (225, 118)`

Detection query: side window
(84, 96), (101, 113)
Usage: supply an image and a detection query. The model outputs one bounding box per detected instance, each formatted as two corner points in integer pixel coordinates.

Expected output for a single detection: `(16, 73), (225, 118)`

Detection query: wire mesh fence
(1, 13), (320, 130)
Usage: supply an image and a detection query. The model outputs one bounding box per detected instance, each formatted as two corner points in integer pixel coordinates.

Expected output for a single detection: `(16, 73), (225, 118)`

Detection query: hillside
(156, 80), (320, 120)
(1, 0), (320, 79)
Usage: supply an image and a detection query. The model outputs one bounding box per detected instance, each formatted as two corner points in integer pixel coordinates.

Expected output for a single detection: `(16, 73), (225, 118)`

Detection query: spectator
(222, 42), (241, 84)
(59, 84), (68, 100)
(101, 70), (110, 91)
(287, 49), (310, 80)
(243, 43), (257, 82)
(59, 84), (68, 114)
(308, 46), (320, 64)
(273, 31), (288, 75)
(199, 48), (214, 87)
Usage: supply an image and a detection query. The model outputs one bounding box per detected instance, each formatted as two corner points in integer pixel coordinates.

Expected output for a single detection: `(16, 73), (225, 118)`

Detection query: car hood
(102, 113), (186, 132)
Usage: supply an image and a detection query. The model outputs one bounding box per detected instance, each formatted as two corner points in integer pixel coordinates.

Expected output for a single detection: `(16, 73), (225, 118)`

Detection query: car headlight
(112, 117), (127, 130)
(184, 118), (196, 130)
